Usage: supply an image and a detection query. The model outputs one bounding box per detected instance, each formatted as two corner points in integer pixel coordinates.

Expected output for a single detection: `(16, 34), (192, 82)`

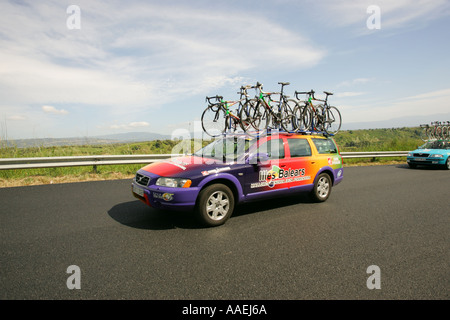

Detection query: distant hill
(4, 132), (172, 148)
(92, 132), (172, 142)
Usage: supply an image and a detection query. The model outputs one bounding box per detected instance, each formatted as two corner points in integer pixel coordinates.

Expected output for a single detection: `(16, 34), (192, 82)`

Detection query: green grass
(0, 128), (424, 186)
(334, 127), (423, 152)
(0, 139), (209, 186)
(333, 127), (423, 166)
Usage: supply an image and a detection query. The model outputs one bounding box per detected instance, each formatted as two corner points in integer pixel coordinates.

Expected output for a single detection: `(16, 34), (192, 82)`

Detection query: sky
(1, 0), (450, 140)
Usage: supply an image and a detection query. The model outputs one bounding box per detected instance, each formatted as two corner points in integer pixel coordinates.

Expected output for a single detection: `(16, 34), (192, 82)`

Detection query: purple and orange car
(132, 133), (344, 226)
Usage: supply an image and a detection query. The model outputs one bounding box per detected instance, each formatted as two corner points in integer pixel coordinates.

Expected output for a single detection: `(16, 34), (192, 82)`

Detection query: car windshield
(194, 136), (255, 161)
(419, 140), (450, 150)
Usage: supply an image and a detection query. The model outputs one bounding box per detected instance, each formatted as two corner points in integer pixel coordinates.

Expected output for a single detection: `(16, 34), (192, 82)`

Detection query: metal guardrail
(0, 154), (183, 171)
(0, 152), (408, 170)
(341, 151), (409, 158)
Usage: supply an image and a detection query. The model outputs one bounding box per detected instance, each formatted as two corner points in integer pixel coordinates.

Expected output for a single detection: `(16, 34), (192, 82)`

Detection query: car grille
(413, 153), (429, 157)
(135, 173), (150, 186)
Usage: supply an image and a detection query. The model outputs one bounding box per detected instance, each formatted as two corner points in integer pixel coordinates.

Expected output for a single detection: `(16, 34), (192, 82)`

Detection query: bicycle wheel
(311, 105), (325, 132)
(323, 106), (342, 135)
(426, 127), (435, 140)
(238, 101), (255, 134)
(240, 99), (268, 136)
(225, 113), (245, 135)
(265, 101), (284, 132)
(201, 105), (225, 137)
(420, 127), (428, 142)
(279, 100), (296, 133)
(435, 126), (443, 139)
(442, 125), (449, 139)
(292, 102), (310, 132)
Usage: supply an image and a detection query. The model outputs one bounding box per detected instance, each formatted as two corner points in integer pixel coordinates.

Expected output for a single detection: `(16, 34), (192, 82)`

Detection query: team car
(407, 140), (450, 169)
(132, 133), (344, 227)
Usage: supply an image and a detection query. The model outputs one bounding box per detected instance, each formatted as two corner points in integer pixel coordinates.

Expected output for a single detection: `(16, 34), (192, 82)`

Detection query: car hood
(412, 148), (450, 155)
(140, 155), (235, 178)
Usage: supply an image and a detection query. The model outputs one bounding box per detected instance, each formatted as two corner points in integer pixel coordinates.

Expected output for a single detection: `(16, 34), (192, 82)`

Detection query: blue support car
(407, 140), (450, 169)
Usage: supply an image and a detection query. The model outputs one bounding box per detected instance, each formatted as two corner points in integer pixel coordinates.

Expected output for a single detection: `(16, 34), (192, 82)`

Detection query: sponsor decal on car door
(244, 137), (292, 196)
(282, 137), (314, 188)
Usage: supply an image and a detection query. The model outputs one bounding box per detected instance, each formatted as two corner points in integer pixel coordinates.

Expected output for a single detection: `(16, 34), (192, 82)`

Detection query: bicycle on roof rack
(200, 81), (343, 138)
(420, 121), (450, 141)
(294, 90), (342, 135)
(443, 121), (450, 139)
(240, 82), (298, 136)
(419, 123), (434, 141)
(201, 85), (254, 137)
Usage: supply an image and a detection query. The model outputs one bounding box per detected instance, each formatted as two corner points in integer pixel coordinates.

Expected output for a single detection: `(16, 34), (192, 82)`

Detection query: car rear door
(282, 137), (316, 191)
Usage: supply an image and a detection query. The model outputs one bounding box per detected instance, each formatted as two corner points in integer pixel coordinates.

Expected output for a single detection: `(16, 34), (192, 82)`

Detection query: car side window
(287, 139), (312, 157)
(257, 139), (285, 159)
(312, 138), (338, 154)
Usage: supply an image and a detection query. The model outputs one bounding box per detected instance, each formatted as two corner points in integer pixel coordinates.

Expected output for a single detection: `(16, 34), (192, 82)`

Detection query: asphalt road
(1, 164), (449, 300)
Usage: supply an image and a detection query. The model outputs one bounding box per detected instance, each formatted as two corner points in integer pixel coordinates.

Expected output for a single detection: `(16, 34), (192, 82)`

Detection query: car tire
(445, 157), (450, 170)
(196, 184), (234, 227)
(311, 173), (332, 202)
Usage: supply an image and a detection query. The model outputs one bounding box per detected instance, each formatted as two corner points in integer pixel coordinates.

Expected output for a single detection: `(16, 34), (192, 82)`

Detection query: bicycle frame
(253, 82), (288, 130)
(222, 85), (254, 133)
(295, 90), (339, 134)
(295, 90), (319, 131)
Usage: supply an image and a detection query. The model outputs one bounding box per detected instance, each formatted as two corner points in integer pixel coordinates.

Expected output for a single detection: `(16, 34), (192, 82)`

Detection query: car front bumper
(132, 181), (200, 211)
(407, 157), (446, 166)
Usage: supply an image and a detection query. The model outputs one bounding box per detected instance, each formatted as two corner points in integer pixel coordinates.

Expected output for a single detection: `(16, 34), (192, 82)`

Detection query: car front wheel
(311, 173), (332, 202)
(445, 157), (450, 170)
(196, 184), (234, 227)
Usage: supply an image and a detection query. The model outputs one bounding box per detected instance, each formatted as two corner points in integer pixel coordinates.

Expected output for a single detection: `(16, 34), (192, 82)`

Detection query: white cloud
(42, 105), (69, 115)
(336, 92), (366, 98)
(7, 115), (27, 121)
(0, 52), (156, 110)
(337, 78), (373, 88)
(0, 0), (325, 116)
(398, 88), (450, 101)
(340, 88), (450, 124)
(129, 122), (150, 128)
(108, 121), (150, 130)
(311, 0), (450, 32)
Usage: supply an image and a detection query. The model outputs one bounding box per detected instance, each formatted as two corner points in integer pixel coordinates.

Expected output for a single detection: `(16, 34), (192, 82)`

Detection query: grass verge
(0, 159), (408, 188)
(1, 127), (421, 188)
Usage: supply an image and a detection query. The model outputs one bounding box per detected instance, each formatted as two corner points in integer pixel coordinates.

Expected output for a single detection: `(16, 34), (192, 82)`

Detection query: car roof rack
(218, 128), (334, 138)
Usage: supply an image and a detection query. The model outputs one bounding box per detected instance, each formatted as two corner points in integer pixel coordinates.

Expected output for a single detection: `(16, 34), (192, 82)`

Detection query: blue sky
(1, 0), (450, 140)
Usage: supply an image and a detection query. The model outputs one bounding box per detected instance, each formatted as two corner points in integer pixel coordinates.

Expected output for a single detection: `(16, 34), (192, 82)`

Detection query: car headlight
(407, 152), (413, 157)
(430, 154), (443, 158)
(156, 177), (192, 188)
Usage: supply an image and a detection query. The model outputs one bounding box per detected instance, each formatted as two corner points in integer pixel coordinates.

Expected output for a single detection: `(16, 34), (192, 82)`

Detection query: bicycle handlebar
(205, 95), (223, 103)
(254, 82), (281, 96)
(294, 90), (334, 102)
(295, 90), (315, 100)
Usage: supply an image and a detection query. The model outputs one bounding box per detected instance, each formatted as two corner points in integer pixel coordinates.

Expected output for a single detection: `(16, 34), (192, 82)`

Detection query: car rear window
(287, 138), (312, 157)
(312, 138), (338, 154)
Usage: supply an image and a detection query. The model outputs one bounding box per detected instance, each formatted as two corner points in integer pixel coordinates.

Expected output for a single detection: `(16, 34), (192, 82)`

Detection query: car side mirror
(247, 152), (269, 165)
